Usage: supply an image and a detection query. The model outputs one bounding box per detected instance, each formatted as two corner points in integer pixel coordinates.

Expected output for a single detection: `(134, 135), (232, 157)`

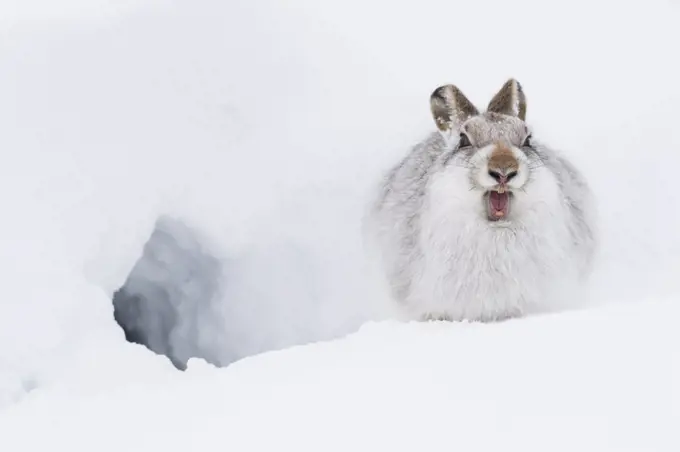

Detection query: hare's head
(430, 79), (539, 222)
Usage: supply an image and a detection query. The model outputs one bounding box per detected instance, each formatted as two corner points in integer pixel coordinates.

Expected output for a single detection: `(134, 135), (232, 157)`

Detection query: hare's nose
(488, 169), (518, 183)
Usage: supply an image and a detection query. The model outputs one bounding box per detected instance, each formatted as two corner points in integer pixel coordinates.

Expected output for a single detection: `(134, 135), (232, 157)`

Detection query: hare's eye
(458, 133), (472, 148)
(522, 135), (533, 148)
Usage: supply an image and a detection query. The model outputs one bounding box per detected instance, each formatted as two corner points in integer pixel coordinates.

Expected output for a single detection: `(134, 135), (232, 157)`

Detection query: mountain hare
(365, 79), (597, 322)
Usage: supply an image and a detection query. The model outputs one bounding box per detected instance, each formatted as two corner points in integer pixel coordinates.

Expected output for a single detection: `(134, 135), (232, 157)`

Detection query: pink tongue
(490, 191), (509, 211)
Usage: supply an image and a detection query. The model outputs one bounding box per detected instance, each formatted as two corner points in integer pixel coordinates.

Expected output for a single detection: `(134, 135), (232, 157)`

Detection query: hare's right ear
(430, 84), (479, 139)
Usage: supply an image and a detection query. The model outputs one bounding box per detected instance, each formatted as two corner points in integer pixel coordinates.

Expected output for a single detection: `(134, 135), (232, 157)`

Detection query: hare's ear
(487, 78), (526, 120)
(430, 84), (479, 139)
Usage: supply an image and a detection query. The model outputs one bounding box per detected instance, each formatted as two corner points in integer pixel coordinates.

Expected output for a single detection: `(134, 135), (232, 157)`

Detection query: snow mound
(1, 299), (678, 452)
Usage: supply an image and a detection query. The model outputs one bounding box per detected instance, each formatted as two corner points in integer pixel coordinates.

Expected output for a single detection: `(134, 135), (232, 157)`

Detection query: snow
(2, 299), (678, 451)
(0, 0), (679, 449)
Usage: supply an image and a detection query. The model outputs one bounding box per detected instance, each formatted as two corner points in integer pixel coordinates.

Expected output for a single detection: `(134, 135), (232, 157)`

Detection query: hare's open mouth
(485, 190), (513, 221)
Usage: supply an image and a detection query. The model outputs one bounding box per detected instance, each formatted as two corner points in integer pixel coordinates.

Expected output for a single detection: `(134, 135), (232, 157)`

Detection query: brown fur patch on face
(488, 142), (519, 173)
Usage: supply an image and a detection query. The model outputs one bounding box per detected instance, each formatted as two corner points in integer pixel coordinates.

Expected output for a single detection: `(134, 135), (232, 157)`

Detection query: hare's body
(366, 80), (597, 321)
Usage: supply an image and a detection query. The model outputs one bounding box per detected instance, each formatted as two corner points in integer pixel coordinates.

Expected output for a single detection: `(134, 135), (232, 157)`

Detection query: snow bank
(1, 298), (678, 452)
(0, 0), (398, 403)
(1, 0), (679, 413)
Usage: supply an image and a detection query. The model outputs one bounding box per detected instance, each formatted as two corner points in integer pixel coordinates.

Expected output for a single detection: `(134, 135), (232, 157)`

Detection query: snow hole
(112, 216), (223, 370)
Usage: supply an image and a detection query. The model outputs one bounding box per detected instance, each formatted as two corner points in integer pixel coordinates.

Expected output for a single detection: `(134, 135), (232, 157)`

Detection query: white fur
(366, 79), (597, 322)
(509, 81), (521, 117)
(411, 151), (577, 321)
(365, 131), (596, 323)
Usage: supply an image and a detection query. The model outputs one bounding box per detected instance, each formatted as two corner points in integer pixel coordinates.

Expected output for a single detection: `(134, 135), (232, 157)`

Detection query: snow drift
(0, 0), (678, 438)
(1, 299), (678, 452)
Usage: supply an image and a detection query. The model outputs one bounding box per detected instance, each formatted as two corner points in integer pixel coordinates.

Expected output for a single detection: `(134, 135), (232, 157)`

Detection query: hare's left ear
(487, 79), (527, 120)
(430, 84), (479, 139)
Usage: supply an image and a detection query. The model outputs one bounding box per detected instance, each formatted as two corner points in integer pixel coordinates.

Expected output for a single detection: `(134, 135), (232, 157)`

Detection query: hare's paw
(420, 312), (453, 322)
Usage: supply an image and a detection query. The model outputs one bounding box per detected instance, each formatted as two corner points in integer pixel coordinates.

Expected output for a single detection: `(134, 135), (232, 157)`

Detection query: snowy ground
(0, 0), (679, 449)
(2, 299), (678, 451)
